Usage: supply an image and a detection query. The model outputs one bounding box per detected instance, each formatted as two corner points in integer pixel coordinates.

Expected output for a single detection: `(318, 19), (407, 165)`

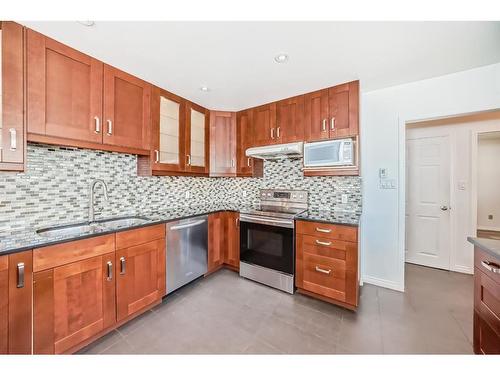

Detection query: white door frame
(397, 108), (500, 291)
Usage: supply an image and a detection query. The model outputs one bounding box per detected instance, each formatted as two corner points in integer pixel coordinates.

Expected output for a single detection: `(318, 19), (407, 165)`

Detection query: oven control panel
(260, 189), (308, 203)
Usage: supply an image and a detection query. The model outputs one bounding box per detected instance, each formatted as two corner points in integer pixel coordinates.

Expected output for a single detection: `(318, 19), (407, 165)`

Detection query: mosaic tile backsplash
(0, 144), (362, 233)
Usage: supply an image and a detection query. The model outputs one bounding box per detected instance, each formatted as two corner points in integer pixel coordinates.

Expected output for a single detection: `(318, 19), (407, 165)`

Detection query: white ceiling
(21, 21), (500, 111)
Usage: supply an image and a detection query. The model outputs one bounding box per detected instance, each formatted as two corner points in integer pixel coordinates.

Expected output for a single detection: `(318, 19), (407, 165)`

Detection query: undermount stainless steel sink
(36, 222), (101, 237)
(36, 216), (151, 238)
(96, 216), (151, 229)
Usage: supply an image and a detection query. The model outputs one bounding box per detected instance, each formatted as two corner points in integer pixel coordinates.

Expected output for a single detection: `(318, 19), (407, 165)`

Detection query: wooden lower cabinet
(208, 212), (225, 273)
(33, 236), (116, 354)
(33, 224), (166, 354)
(0, 250), (33, 354)
(207, 211), (240, 274)
(473, 247), (500, 354)
(225, 212), (240, 270)
(116, 237), (166, 321)
(295, 220), (359, 310)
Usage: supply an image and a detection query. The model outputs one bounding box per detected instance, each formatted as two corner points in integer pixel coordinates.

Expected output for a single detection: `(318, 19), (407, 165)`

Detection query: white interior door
(406, 132), (451, 270)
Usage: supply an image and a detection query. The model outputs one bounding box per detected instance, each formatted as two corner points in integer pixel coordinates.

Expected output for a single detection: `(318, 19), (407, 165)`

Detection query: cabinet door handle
(106, 120), (113, 135)
(106, 261), (113, 281)
(120, 256), (126, 275)
(315, 227), (332, 233)
(94, 116), (101, 134)
(315, 266), (332, 275)
(9, 128), (17, 151)
(315, 239), (332, 246)
(236, 217), (239, 227)
(186, 154), (191, 166)
(481, 260), (500, 274)
(247, 157), (251, 167)
(270, 128), (275, 139)
(330, 117), (335, 130)
(155, 150), (160, 163)
(231, 159), (235, 168)
(17, 262), (25, 288)
(322, 119), (327, 132)
(277, 127), (281, 138)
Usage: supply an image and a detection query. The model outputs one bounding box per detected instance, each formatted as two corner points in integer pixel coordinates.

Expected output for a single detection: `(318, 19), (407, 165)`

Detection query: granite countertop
(467, 236), (500, 260)
(296, 209), (361, 226)
(0, 203), (361, 256)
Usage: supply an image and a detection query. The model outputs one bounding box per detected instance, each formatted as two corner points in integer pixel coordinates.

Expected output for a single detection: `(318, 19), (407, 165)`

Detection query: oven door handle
(239, 214), (294, 228)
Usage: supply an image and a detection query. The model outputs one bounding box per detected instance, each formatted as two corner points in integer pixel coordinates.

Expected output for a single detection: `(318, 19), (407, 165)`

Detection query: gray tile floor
(78, 263), (473, 354)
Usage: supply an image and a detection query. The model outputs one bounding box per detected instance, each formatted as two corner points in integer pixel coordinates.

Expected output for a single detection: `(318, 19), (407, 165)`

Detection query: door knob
(440, 206), (449, 211)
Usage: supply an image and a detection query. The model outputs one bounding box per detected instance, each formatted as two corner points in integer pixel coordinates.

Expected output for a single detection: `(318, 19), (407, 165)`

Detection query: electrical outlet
(242, 190), (247, 198)
(185, 191), (191, 199)
(341, 194), (348, 204)
(488, 214), (493, 220)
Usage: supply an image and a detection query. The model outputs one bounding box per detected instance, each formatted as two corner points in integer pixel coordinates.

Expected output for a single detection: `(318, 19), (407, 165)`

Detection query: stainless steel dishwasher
(166, 215), (208, 294)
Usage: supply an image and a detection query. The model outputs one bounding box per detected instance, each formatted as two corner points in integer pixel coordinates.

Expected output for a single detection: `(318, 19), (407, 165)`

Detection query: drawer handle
(315, 227), (332, 233)
(120, 256), (126, 275)
(481, 260), (500, 274)
(17, 262), (25, 288)
(315, 239), (332, 246)
(315, 266), (332, 275)
(106, 261), (113, 281)
(9, 128), (17, 151)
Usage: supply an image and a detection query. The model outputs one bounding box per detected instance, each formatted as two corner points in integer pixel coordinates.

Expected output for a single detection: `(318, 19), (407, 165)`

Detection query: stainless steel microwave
(303, 138), (354, 167)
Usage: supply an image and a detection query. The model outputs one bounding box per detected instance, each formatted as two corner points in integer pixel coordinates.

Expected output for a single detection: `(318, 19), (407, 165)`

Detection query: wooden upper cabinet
(236, 110), (253, 175)
(103, 65), (151, 150)
(328, 80), (359, 139)
(150, 87), (185, 173)
(27, 29), (103, 144)
(0, 251), (33, 354)
(276, 95), (304, 143)
(251, 103), (276, 147)
(210, 111), (236, 177)
(304, 89), (329, 142)
(0, 21), (25, 171)
(116, 237), (165, 321)
(185, 101), (209, 175)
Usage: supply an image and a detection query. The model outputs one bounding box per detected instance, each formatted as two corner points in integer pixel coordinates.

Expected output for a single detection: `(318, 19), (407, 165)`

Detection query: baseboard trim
(451, 265), (473, 275)
(477, 226), (500, 232)
(362, 275), (404, 292)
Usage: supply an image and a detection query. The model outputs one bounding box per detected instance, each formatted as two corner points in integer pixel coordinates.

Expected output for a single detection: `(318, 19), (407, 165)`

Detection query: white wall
(477, 135), (500, 231)
(360, 62), (500, 291)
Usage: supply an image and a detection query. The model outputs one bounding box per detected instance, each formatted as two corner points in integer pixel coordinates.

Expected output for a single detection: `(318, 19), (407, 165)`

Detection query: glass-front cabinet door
(151, 87), (185, 173)
(185, 102), (209, 174)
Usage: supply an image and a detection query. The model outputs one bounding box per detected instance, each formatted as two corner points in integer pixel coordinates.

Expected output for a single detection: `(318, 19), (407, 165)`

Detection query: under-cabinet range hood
(245, 142), (303, 160)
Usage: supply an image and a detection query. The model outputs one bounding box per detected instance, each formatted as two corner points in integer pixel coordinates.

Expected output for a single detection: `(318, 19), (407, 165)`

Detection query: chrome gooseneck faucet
(89, 179), (109, 223)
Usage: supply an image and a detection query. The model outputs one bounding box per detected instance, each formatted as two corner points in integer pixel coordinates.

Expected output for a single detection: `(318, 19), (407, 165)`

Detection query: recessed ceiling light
(274, 54), (289, 64)
(77, 21), (95, 27)
(200, 86), (210, 92)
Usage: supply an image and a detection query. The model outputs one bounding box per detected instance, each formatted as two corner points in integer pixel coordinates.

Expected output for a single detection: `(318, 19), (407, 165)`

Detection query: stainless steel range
(239, 189), (308, 294)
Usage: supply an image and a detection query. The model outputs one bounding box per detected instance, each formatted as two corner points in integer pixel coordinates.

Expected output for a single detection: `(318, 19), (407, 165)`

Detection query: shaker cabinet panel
(185, 102), (209, 174)
(251, 103), (276, 147)
(116, 238), (165, 321)
(27, 29), (104, 144)
(276, 96), (304, 143)
(0, 21), (25, 170)
(103, 65), (151, 150)
(304, 89), (329, 142)
(210, 111), (236, 176)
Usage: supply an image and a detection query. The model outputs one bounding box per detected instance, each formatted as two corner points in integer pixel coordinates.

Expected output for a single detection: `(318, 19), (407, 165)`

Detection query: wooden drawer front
(33, 234), (115, 272)
(475, 268), (500, 335)
(474, 311), (500, 354)
(115, 224), (165, 250)
(302, 253), (346, 302)
(474, 248), (500, 285)
(296, 220), (357, 242)
(300, 234), (358, 261)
